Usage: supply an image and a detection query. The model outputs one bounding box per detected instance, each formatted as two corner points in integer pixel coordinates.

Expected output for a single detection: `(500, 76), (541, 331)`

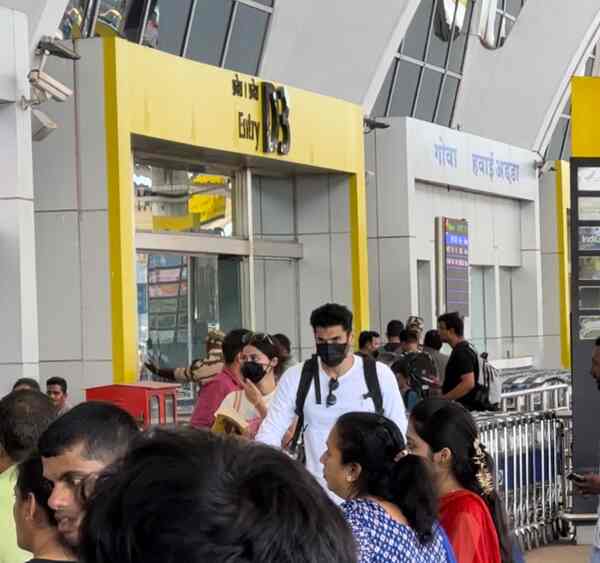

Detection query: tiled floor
(526, 545), (589, 563)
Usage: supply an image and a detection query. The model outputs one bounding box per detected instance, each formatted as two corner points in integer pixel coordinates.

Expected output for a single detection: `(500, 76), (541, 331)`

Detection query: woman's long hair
(411, 399), (512, 563)
(335, 412), (437, 544)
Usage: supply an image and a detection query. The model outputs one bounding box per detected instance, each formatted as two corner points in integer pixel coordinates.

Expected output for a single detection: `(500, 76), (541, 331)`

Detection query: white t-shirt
(256, 354), (407, 497)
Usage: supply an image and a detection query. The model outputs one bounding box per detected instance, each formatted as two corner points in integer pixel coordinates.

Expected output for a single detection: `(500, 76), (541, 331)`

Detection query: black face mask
(316, 343), (348, 368)
(242, 361), (267, 384)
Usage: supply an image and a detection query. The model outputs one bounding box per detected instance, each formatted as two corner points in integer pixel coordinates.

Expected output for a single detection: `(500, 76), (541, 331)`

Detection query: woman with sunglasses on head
(212, 333), (284, 438)
(407, 399), (512, 563)
(321, 412), (456, 563)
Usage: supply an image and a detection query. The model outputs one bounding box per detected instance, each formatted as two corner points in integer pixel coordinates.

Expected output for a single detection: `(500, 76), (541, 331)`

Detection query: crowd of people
(0, 302), (522, 563)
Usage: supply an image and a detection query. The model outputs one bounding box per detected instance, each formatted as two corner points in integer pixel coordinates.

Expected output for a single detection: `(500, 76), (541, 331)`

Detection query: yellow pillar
(104, 38), (138, 383)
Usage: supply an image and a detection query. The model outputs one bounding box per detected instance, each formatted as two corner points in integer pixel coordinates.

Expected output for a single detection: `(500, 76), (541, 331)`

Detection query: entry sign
(444, 218), (469, 317)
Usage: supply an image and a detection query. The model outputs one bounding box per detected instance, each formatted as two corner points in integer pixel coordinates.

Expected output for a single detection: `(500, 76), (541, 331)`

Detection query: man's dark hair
(0, 391), (56, 463)
(386, 320), (404, 338)
(399, 329), (419, 344)
(310, 303), (353, 333)
(437, 312), (464, 337)
(273, 333), (292, 355)
(358, 331), (380, 350)
(46, 376), (68, 394)
(223, 329), (252, 365)
(595, 336), (600, 347)
(12, 378), (41, 392)
(38, 402), (138, 463)
(424, 330), (443, 351)
(80, 429), (356, 563)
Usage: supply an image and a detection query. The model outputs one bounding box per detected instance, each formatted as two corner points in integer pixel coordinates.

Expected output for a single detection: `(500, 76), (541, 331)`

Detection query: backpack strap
(362, 356), (384, 415)
(289, 355), (319, 455)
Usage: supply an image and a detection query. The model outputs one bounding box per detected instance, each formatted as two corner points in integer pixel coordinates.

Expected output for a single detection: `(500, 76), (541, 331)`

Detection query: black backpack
(288, 355), (383, 460)
(401, 351), (438, 399)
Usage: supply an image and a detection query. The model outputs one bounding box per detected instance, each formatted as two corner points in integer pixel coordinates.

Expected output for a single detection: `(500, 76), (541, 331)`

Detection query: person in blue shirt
(321, 412), (456, 563)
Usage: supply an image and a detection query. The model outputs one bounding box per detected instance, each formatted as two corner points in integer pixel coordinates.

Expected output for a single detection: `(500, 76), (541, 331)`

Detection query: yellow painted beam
(555, 160), (571, 368)
(572, 77), (600, 157)
(350, 170), (370, 336)
(104, 39), (139, 384)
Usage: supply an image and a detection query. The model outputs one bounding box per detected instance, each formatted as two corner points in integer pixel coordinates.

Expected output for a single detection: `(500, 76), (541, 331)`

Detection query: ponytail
(335, 412), (438, 544)
(391, 454), (437, 543)
(411, 399), (513, 563)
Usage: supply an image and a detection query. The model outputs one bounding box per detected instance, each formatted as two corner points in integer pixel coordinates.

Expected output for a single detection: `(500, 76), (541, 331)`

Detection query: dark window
(186, 0), (234, 66)
(447, 0), (473, 73)
(401, 0), (434, 60)
(547, 117), (568, 161)
(436, 75), (459, 126)
(371, 61), (397, 117)
(427, 1), (450, 68)
(389, 60), (421, 117)
(415, 68), (443, 122)
(151, 0), (194, 56)
(225, 4), (270, 74)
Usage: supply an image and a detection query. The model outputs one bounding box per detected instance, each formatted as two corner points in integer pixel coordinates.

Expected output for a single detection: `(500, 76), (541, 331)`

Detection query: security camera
(31, 108), (57, 141)
(28, 70), (73, 103)
(363, 117), (391, 133)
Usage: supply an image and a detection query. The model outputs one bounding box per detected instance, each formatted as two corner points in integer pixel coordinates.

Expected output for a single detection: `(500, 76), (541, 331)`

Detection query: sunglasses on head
(243, 332), (274, 346)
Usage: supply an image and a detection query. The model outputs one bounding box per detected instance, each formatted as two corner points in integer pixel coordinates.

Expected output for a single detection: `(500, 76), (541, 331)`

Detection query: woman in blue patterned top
(321, 412), (456, 563)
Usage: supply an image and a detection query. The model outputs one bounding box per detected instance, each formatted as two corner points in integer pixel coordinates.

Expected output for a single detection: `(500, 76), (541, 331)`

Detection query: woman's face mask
(242, 360), (270, 384)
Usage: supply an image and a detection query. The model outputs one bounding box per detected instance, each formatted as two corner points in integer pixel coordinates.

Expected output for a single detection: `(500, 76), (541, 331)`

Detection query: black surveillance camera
(363, 117), (390, 132)
(37, 37), (80, 61)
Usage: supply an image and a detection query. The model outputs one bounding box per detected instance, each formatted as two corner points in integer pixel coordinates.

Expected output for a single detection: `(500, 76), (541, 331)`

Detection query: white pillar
(0, 7), (40, 395)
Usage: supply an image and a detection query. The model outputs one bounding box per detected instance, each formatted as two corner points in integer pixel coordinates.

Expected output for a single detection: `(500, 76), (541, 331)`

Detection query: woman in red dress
(407, 399), (512, 563)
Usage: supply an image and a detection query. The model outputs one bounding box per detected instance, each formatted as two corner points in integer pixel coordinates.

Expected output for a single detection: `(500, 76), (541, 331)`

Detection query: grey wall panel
(264, 259), (298, 345)
(330, 233), (353, 309)
(329, 174), (350, 234)
(368, 237), (382, 333)
(296, 175), (330, 235)
(297, 233), (332, 345)
(259, 176), (294, 235)
(32, 56), (78, 212)
(253, 258), (267, 332)
(35, 211), (82, 361)
(80, 211), (112, 361)
(76, 40), (109, 212)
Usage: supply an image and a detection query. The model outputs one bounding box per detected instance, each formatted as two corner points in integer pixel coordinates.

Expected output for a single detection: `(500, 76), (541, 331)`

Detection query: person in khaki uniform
(145, 330), (225, 386)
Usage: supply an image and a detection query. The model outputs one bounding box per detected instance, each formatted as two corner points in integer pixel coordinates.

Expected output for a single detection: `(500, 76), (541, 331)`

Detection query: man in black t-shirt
(437, 312), (478, 409)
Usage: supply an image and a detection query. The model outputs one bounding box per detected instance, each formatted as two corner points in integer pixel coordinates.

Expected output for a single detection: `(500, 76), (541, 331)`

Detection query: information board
(443, 218), (470, 317)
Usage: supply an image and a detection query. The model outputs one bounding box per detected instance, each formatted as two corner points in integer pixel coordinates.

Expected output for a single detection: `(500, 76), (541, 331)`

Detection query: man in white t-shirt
(576, 337), (600, 563)
(256, 303), (406, 498)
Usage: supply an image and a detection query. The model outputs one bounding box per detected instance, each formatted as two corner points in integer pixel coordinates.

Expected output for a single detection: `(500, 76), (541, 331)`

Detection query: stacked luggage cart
(476, 367), (573, 550)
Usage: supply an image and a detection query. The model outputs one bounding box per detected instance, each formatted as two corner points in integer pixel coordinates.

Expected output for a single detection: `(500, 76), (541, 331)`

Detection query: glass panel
(371, 61), (396, 117)
(415, 68), (443, 122)
(470, 266), (486, 352)
(96, 0), (134, 35)
(218, 256), (244, 333)
(579, 198), (600, 221)
(579, 227), (600, 251)
(250, 0), (274, 6)
(224, 4), (269, 75)
(389, 60), (421, 116)
(580, 287), (600, 310)
(402, 0), (435, 60)
(134, 162), (234, 236)
(187, 0), (233, 66)
(447, 0), (473, 73)
(586, 56), (595, 76)
(546, 118), (568, 161)
(165, 395), (176, 423)
(189, 255), (220, 361)
(579, 257), (600, 281)
(149, 396), (161, 424)
(562, 120), (572, 160)
(578, 167), (600, 191)
(143, 0), (193, 55)
(506, 0), (523, 16)
(579, 316), (600, 340)
(436, 75), (459, 126)
(59, 0), (87, 39)
(427, 1), (451, 68)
